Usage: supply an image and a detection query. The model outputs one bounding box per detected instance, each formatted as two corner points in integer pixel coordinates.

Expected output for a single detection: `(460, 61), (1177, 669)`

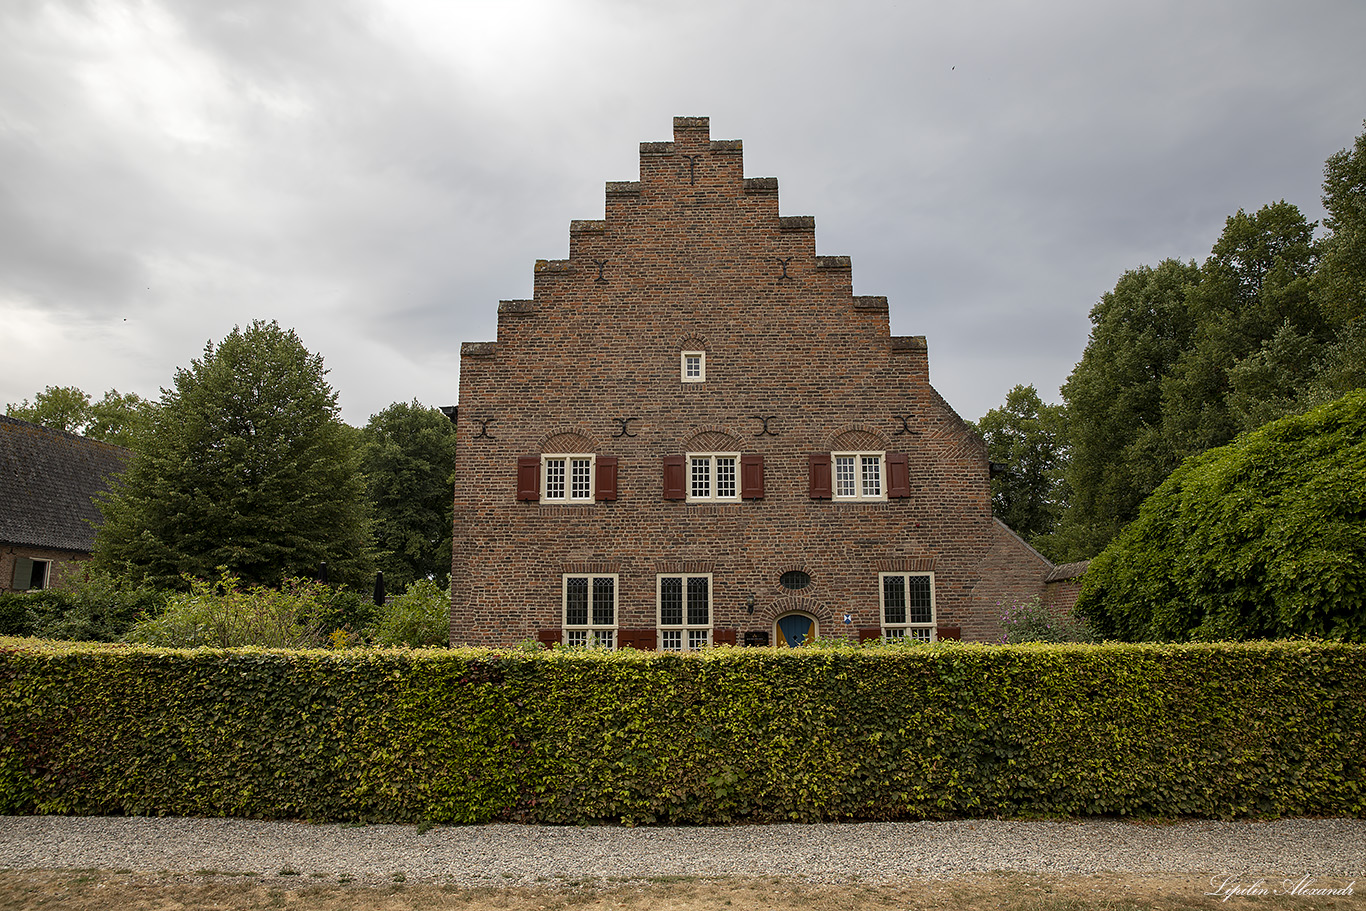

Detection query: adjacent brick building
(1, 415), (130, 593)
(450, 117), (1069, 648)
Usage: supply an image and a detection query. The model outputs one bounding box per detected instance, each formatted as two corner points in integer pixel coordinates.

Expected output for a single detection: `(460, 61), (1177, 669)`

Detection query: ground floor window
(563, 574), (617, 648)
(880, 572), (935, 641)
(11, 557), (50, 591)
(657, 573), (711, 650)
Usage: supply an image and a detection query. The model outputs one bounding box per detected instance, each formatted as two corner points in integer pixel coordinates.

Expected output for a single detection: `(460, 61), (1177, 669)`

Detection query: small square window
(681, 351), (706, 383)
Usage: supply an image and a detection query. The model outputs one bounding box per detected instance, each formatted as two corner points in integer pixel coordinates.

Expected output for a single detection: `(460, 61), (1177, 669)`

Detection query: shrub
(368, 578), (449, 647)
(1000, 597), (1094, 644)
(124, 572), (333, 648)
(1077, 389), (1366, 641)
(0, 571), (167, 642)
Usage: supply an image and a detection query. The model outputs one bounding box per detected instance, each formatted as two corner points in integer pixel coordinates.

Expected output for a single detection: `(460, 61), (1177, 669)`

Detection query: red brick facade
(450, 117), (1058, 647)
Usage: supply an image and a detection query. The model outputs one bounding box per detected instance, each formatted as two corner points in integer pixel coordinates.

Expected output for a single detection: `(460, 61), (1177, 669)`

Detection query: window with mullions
(687, 453), (738, 502)
(563, 574), (617, 648)
(681, 351), (705, 382)
(880, 572), (936, 641)
(658, 573), (712, 651)
(833, 452), (884, 500)
(542, 454), (594, 502)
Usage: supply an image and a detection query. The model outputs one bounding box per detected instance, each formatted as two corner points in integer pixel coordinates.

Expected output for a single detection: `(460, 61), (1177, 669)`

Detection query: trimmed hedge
(1, 638), (1363, 823)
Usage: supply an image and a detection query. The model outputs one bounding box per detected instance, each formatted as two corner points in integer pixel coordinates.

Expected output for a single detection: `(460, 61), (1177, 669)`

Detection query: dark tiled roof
(0, 415), (131, 553)
(1045, 560), (1090, 582)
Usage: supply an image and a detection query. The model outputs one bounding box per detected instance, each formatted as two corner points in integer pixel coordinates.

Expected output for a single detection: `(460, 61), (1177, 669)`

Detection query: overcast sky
(4, 1), (1365, 427)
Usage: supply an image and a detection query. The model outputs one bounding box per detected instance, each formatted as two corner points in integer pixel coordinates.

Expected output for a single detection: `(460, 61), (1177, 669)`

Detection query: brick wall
(1, 545), (91, 594)
(451, 117), (1053, 647)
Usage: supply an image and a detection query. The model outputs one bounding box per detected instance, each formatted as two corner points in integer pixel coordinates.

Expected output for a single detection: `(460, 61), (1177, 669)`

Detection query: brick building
(1, 415), (130, 593)
(450, 117), (1072, 648)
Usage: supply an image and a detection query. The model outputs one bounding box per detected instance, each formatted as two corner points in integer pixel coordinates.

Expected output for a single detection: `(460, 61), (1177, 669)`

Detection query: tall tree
(1315, 120), (1366, 329)
(6, 386), (150, 448)
(973, 385), (1068, 556)
(1057, 259), (1200, 560)
(358, 401), (458, 590)
(1162, 201), (1322, 449)
(94, 321), (374, 589)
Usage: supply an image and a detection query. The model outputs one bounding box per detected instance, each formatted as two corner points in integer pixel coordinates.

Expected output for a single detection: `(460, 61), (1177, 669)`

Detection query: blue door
(778, 614), (813, 647)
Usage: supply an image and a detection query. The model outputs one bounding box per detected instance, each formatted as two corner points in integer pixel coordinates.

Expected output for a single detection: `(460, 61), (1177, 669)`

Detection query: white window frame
(879, 571), (936, 642)
(657, 573), (713, 651)
(685, 452), (740, 503)
(541, 454), (595, 503)
(562, 573), (618, 649)
(833, 451), (886, 501)
(681, 350), (706, 383)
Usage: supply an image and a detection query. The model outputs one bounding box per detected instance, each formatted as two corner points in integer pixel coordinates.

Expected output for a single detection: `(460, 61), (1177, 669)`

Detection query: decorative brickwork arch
(684, 427), (740, 451)
(829, 425), (889, 451)
(675, 334), (712, 353)
(538, 427), (602, 452)
(756, 595), (832, 629)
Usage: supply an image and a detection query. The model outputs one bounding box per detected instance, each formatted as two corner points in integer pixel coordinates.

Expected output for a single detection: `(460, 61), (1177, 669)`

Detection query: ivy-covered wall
(2, 638), (1363, 824)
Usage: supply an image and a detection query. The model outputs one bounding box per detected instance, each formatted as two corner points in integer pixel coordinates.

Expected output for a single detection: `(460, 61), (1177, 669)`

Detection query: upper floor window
(687, 452), (739, 502)
(833, 452), (884, 500)
(542, 454), (594, 502)
(518, 454), (617, 503)
(681, 351), (706, 383)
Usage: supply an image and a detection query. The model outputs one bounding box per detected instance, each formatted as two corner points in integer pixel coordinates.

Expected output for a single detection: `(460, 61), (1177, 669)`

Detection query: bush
(0, 571), (167, 642)
(1, 639), (1362, 823)
(1077, 390), (1366, 641)
(368, 578), (449, 647)
(999, 597), (1094, 644)
(124, 572), (334, 648)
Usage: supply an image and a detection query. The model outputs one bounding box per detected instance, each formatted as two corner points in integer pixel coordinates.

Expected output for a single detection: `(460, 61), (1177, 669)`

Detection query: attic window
(682, 351), (705, 383)
(779, 570), (811, 591)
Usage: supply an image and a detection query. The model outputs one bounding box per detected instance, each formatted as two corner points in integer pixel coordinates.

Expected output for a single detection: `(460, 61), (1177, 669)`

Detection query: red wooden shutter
(936, 626), (962, 641)
(618, 628), (656, 650)
(595, 456), (618, 501)
(808, 452), (832, 499)
(663, 455), (686, 500)
(712, 628), (738, 646)
(857, 627), (883, 643)
(887, 452), (911, 498)
(517, 456), (541, 501)
(740, 454), (764, 499)
(537, 629), (560, 647)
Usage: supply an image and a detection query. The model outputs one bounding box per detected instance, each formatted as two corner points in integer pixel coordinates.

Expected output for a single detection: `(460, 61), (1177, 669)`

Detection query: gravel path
(1, 816), (1363, 885)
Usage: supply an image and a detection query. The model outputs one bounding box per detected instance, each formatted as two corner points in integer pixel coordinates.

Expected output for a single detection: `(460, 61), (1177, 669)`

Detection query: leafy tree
(358, 401), (457, 591)
(6, 386), (150, 447)
(93, 320), (374, 589)
(973, 385), (1068, 554)
(1074, 390), (1366, 642)
(1057, 259), (1200, 559)
(1162, 201), (1322, 448)
(1315, 120), (1366, 328)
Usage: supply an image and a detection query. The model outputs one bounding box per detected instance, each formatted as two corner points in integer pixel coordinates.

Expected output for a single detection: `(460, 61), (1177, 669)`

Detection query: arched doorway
(774, 611), (818, 647)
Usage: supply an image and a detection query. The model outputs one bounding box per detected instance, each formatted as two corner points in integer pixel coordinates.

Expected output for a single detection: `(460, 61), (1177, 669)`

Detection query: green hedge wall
(2, 638), (1363, 823)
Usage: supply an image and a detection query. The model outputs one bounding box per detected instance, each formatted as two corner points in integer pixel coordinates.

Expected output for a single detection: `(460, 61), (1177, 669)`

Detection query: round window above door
(774, 612), (817, 647)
